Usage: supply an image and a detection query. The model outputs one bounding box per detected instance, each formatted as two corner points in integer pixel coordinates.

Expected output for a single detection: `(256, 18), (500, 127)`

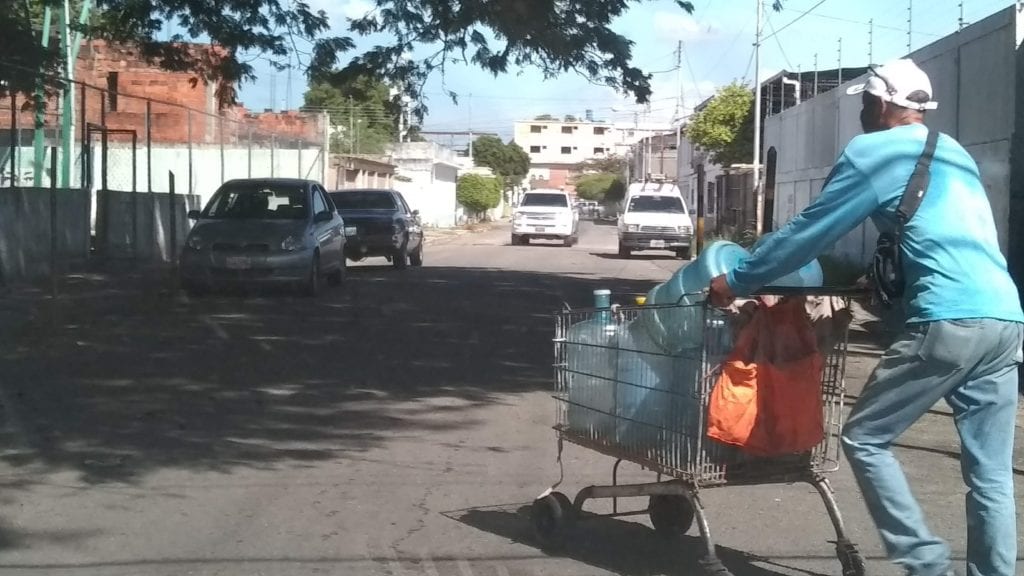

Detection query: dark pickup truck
(329, 188), (424, 269)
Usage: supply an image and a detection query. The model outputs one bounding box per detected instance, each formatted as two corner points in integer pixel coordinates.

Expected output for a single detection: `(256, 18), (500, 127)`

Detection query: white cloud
(653, 11), (718, 43)
(307, 0), (374, 26)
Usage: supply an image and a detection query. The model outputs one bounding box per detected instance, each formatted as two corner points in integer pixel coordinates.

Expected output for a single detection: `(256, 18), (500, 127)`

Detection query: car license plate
(225, 256), (251, 270)
(344, 226), (358, 236)
(650, 239), (666, 248)
(534, 227), (547, 233)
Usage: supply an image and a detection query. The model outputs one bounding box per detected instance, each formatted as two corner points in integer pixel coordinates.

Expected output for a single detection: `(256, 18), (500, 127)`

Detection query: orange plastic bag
(706, 297), (825, 457)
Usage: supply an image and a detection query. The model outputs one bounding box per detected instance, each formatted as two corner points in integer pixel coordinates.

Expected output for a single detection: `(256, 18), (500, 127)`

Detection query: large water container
(749, 233), (825, 287)
(565, 290), (618, 441)
(615, 318), (703, 458)
(641, 241), (750, 352)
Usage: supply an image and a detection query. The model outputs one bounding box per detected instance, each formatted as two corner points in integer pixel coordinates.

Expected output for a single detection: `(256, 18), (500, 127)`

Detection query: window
(627, 130), (635, 138)
(312, 188), (328, 215)
(627, 195), (685, 214)
(320, 186), (337, 212)
(529, 145), (542, 153)
(594, 127), (607, 135)
(329, 190), (397, 211)
(561, 126), (573, 134)
(106, 72), (119, 111)
(593, 147), (606, 155)
(560, 146), (572, 155)
(707, 182), (717, 214)
(396, 193), (413, 214)
(520, 193), (569, 208)
(530, 125), (542, 133)
(203, 183), (309, 220)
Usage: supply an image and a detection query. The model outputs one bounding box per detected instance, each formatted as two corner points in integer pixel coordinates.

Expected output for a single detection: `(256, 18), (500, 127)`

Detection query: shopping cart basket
(533, 287), (867, 576)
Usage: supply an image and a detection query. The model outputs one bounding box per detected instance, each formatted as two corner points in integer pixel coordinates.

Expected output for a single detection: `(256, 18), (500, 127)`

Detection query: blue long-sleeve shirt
(726, 123), (1024, 324)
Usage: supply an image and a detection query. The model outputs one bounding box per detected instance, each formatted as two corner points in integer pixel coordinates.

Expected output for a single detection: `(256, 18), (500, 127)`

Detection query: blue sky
(231, 0), (1015, 140)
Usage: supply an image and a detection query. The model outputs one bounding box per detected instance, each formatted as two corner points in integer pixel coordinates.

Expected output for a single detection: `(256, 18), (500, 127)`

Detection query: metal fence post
(219, 115), (225, 185)
(50, 146), (58, 298)
(187, 109), (193, 196)
(8, 93), (15, 187)
(297, 139), (302, 178)
(247, 127), (253, 178)
(169, 170), (176, 266)
(100, 95), (108, 192)
(270, 135), (276, 177)
(132, 131), (138, 261)
(145, 100), (152, 194)
(80, 85), (87, 190)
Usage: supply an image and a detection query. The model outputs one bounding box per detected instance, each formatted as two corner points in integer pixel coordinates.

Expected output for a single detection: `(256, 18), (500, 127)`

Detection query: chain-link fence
(0, 59), (329, 269)
(1, 68), (329, 198)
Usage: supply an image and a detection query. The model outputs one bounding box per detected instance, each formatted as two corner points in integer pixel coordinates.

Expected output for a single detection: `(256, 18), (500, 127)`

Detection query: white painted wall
(762, 7), (1020, 264)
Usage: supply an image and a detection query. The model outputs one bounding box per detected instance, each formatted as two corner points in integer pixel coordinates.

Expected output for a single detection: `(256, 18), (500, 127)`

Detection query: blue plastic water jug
(565, 289), (618, 441)
(641, 241), (750, 352)
(750, 233), (825, 287)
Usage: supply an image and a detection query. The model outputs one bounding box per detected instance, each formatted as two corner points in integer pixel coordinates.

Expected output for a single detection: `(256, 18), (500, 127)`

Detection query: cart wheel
(649, 494), (695, 538)
(531, 492), (575, 550)
(836, 539), (866, 576)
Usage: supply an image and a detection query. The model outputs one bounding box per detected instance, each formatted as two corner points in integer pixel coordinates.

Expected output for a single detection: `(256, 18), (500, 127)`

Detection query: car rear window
(203, 183), (308, 220)
(331, 191), (397, 210)
(520, 193), (569, 208)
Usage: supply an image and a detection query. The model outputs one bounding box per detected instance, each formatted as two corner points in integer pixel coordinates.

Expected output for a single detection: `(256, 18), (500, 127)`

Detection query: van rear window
(628, 195), (685, 213)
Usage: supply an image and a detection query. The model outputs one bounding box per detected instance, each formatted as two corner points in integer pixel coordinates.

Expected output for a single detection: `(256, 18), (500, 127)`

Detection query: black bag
(871, 130), (939, 307)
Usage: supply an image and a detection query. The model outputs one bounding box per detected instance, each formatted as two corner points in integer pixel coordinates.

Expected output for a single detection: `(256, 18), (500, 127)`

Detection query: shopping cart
(533, 287), (867, 576)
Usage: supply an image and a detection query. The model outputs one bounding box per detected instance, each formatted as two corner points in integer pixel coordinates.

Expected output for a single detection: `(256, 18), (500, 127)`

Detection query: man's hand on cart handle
(709, 274), (736, 308)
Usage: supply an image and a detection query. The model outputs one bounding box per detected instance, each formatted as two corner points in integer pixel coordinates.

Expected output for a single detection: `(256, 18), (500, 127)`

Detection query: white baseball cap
(846, 58), (938, 111)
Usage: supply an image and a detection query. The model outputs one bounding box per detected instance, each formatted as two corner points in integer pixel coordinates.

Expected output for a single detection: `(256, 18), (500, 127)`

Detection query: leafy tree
(576, 155), (627, 175)
(605, 177), (627, 203)
(472, 135), (530, 189)
(574, 172), (618, 201)
(303, 75), (409, 155)
(685, 82), (755, 168)
(6, 0), (765, 112)
(457, 173), (501, 218)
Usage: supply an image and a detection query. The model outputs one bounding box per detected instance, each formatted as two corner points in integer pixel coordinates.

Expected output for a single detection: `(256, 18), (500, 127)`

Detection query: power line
(761, 0), (830, 41)
(779, 8), (943, 37)
(682, 42), (704, 101)
(741, 46), (756, 84)
(766, 14), (794, 69)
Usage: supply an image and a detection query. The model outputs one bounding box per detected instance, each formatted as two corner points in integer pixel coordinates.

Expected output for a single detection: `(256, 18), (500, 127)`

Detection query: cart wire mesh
(553, 295), (851, 487)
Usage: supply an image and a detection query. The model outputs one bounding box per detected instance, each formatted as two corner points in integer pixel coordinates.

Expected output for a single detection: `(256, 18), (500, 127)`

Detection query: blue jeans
(841, 318), (1022, 576)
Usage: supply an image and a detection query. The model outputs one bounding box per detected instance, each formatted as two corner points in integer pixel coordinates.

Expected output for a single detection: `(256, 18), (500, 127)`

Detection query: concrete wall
(763, 7), (1020, 264)
(390, 143), (461, 228)
(0, 187), (90, 282)
(95, 190), (202, 262)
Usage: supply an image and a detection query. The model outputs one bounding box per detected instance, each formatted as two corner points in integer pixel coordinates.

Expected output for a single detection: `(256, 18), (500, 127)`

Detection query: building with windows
(513, 116), (671, 193)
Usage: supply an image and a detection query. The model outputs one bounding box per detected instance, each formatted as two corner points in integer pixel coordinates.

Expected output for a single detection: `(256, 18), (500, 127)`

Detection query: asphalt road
(0, 220), (1020, 576)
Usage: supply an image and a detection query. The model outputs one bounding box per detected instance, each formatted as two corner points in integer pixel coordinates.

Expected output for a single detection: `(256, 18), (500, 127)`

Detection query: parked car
(329, 188), (424, 269)
(617, 191), (693, 259)
(511, 189), (580, 247)
(180, 178), (347, 296)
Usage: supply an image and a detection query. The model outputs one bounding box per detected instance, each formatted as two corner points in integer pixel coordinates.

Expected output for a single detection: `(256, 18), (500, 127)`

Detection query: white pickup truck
(512, 189), (580, 247)
(617, 188), (694, 259)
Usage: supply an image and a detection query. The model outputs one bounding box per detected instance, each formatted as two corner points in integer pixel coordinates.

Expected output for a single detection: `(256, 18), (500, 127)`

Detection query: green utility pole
(61, 0), (92, 187)
(32, 6), (53, 187)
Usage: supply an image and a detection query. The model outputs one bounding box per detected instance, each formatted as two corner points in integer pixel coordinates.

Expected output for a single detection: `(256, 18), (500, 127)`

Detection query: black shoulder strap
(896, 129), (939, 225)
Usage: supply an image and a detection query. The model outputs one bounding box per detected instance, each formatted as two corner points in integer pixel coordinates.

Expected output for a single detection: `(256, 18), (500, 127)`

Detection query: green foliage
(576, 155), (626, 175)
(574, 172), (619, 201)
(605, 177), (627, 203)
(304, 75), (402, 155)
(472, 135), (530, 189)
(457, 173), (502, 216)
(685, 82), (755, 168)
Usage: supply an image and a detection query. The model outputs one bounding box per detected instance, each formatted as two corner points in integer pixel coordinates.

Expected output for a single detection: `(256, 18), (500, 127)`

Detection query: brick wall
(0, 40), (322, 146)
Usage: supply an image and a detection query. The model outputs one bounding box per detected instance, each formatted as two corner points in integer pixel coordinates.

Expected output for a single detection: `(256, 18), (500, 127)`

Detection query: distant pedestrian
(708, 58), (1023, 576)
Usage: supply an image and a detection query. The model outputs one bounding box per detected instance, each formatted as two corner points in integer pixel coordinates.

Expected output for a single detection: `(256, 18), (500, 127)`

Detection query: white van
(617, 185), (694, 259)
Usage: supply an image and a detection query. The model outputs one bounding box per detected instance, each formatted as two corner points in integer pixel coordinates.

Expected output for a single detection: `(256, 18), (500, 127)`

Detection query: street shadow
(591, 219), (617, 227)
(445, 504), (826, 576)
(0, 263), (657, 487)
(589, 252), (685, 262)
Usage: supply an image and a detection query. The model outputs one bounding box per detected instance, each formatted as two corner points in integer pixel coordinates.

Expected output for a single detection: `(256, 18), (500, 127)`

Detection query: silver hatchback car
(180, 178), (347, 296)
